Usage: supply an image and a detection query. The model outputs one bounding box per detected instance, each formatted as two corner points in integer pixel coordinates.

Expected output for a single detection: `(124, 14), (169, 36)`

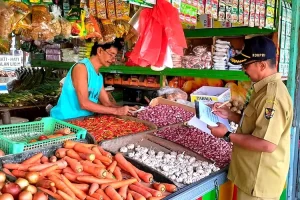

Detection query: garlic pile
(120, 144), (220, 185)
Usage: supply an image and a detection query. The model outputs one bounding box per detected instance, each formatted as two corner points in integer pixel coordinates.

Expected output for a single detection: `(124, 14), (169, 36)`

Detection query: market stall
(0, 0), (299, 199)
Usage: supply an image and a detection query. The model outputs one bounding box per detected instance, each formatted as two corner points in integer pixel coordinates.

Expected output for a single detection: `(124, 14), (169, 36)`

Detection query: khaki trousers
(237, 189), (280, 200)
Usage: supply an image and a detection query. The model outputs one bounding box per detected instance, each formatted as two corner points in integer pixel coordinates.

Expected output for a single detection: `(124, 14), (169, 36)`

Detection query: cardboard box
(149, 97), (195, 113)
(190, 86), (231, 104)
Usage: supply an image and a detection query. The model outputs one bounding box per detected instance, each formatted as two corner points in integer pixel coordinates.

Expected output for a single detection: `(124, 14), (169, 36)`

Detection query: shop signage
(0, 55), (23, 68)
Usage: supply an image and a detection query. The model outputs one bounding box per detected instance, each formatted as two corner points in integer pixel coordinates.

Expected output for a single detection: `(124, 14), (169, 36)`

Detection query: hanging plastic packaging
(129, 0), (187, 68)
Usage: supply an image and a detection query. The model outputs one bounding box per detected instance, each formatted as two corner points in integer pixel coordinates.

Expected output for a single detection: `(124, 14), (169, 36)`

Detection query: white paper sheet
(187, 101), (231, 134)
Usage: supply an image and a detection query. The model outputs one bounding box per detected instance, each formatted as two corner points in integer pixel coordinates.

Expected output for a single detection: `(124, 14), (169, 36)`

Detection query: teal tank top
(50, 58), (103, 120)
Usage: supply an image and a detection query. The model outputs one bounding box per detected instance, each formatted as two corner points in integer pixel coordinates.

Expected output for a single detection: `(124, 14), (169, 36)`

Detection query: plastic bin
(0, 117), (87, 154)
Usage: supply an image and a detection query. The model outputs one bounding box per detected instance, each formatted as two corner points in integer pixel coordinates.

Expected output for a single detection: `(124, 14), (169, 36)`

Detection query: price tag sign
(0, 55), (23, 69)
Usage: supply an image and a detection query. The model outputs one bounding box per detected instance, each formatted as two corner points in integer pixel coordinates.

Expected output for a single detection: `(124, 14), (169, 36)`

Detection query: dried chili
(70, 116), (149, 142)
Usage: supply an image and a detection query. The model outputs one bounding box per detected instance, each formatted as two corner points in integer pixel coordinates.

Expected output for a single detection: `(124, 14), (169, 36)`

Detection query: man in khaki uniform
(208, 36), (293, 200)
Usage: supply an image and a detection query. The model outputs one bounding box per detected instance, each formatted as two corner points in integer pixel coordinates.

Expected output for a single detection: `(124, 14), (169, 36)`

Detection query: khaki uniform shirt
(228, 73), (293, 198)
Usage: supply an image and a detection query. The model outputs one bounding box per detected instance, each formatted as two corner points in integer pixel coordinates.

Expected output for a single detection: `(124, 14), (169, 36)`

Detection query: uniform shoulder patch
(265, 108), (275, 119)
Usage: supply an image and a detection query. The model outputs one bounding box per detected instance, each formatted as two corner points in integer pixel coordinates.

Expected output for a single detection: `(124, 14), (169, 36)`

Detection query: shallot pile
(154, 126), (232, 167)
(137, 105), (194, 127)
(120, 144), (220, 185)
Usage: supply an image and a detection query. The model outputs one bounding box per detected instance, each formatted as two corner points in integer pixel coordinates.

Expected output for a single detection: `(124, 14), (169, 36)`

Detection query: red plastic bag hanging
(129, 0), (187, 68)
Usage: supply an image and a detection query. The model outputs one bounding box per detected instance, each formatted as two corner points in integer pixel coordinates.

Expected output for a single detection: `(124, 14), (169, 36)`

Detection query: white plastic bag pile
(213, 39), (231, 70)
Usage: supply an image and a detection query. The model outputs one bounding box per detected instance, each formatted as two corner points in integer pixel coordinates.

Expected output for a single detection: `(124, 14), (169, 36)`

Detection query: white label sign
(0, 55), (23, 68)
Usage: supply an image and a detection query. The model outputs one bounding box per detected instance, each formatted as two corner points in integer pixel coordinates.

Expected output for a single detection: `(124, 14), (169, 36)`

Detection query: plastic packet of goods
(215, 43), (230, 49)
(0, 2), (14, 40)
(106, 0), (116, 19)
(215, 48), (228, 53)
(158, 86), (188, 101)
(100, 19), (116, 43)
(50, 5), (62, 36)
(32, 5), (52, 24)
(46, 48), (61, 55)
(213, 51), (228, 57)
(30, 22), (56, 42)
(88, 0), (96, 16)
(60, 18), (72, 38)
(218, 0), (226, 21)
(46, 54), (61, 61)
(193, 45), (208, 55)
(96, 0), (107, 19)
(213, 55), (228, 60)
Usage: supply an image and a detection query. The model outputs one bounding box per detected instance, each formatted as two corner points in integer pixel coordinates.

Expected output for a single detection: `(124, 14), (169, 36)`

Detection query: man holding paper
(208, 36), (293, 200)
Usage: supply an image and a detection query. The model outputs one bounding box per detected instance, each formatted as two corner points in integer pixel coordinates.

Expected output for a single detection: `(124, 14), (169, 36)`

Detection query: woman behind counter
(51, 39), (136, 120)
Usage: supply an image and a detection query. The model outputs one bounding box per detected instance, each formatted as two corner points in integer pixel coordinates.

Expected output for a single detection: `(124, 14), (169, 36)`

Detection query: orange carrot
(105, 186), (122, 200)
(91, 147), (112, 164)
(73, 183), (90, 193)
(49, 156), (57, 163)
(51, 172), (61, 179)
(41, 156), (49, 164)
(57, 190), (74, 200)
(22, 153), (43, 164)
(3, 163), (32, 171)
(63, 167), (91, 176)
(64, 156), (83, 173)
(148, 196), (166, 200)
(100, 178), (137, 190)
(54, 169), (63, 174)
(128, 190), (146, 200)
(74, 144), (94, 154)
(56, 148), (69, 158)
(64, 140), (95, 149)
(80, 160), (105, 169)
(67, 149), (82, 161)
(93, 159), (106, 168)
(95, 189), (111, 200)
(40, 164), (58, 177)
(61, 174), (87, 200)
(89, 183), (99, 195)
(133, 182), (162, 197)
(64, 172), (81, 183)
(83, 165), (107, 178)
(152, 183), (166, 192)
(114, 153), (140, 182)
(28, 160), (67, 171)
(113, 166), (122, 181)
(38, 187), (63, 200)
(161, 183), (177, 193)
(55, 127), (71, 135)
(48, 175), (75, 198)
(86, 196), (98, 200)
(11, 170), (26, 178)
(132, 165), (153, 183)
(36, 179), (55, 189)
(90, 192), (103, 200)
(3, 168), (15, 177)
(129, 185), (152, 198)
(107, 161), (117, 173)
(106, 172), (115, 180)
(126, 192), (133, 200)
(78, 153), (96, 161)
(76, 176), (116, 185)
(50, 186), (56, 193)
(118, 185), (128, 199)
(97, 146), (112, 158)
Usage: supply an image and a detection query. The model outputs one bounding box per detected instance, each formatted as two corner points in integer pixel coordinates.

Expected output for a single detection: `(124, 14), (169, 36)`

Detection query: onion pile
(154, 126), (232, 167)
(137, 105), (194, 127)
(0, 171), (46, 200)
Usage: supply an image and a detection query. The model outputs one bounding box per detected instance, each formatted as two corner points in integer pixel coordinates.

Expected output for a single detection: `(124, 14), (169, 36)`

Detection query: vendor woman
(51, 39), (137, 120)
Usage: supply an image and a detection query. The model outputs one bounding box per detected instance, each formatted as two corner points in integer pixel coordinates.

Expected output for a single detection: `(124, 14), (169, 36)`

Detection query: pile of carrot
(2, 141), (177, 200)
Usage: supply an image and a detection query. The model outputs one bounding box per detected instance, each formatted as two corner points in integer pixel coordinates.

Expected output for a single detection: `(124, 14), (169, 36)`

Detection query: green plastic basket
(0, 117), (87, 154)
